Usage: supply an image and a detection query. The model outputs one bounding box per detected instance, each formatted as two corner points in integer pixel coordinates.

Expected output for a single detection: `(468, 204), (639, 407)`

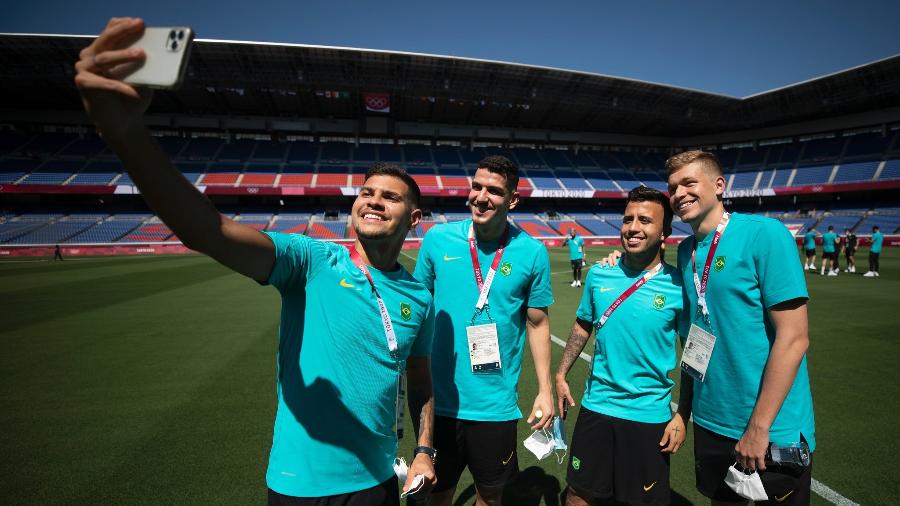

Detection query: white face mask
(724, 463), (768, 501)
(393, 457), (408, 482)
(524, 417), (567, 463)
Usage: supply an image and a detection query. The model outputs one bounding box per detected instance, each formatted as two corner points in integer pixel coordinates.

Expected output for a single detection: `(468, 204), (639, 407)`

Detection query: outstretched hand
(74, 17), (153, 139)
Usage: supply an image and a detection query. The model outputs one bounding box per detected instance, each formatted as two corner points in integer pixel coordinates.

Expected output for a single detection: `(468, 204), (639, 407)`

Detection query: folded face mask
(524, 428), (555, 461)
(724, 463), (768, 501)
(393, 457), (408, 482)
(524, 416), (567, 463)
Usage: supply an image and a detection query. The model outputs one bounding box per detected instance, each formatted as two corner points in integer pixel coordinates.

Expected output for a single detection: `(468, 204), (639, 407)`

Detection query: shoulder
(732, 213), (791, 237)
(661, 263), (684, 287)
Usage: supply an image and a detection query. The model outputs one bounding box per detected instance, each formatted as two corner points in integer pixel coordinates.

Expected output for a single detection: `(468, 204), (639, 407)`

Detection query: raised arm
(525, 306), (553, 430)
(554, 318), (593, 417)
(74, 18), (273, 281)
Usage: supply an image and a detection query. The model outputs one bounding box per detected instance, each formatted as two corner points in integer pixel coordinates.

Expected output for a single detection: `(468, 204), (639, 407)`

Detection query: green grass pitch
(1, 246), (897, 504)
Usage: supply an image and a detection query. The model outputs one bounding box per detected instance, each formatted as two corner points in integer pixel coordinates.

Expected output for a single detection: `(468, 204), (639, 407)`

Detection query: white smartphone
(122, 27), (194, 89)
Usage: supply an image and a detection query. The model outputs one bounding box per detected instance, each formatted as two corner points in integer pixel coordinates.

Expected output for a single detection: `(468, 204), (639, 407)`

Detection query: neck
(622, 250), (662, 272)
(354, 238), (401, 271)
(691, 202), (726, 238)
(474, 219), (506, 242)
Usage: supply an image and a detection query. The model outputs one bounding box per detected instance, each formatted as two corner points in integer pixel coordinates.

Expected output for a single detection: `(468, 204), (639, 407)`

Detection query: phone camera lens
(177, 30), (185, 40)
(169, 30), (177, 40)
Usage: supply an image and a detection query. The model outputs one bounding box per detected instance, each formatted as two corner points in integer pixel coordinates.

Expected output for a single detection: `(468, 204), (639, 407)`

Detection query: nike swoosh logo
(443, 254), (462, 261)
(775, 490), (794, 502)
(600, 287), (614, 293)
(501, 451), (514, 466)
(643, 482), (657, 492)
(339, 279), (354, 288)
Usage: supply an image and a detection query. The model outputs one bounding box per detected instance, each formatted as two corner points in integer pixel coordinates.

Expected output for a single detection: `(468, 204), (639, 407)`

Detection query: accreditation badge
(466, 323), (502, 372)
(680, 324), (717, 382)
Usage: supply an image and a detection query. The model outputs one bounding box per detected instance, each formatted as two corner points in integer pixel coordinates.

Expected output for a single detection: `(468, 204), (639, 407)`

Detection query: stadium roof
(2, 33), (900, 138)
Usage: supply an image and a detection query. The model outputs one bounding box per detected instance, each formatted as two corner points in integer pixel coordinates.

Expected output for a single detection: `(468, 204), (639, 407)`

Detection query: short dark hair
(625, 185), (673, 236)
(476, 155), (519, 192)
(828, 226), (834, 231)
(665, 150), (723, 177)
(365, 163), (421, 207)
(873, 225), (880, 231)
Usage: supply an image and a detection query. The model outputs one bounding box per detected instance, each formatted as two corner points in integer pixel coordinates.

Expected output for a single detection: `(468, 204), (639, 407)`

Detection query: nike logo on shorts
(643, 482), (656, 492)
(501, 450), (514, 465)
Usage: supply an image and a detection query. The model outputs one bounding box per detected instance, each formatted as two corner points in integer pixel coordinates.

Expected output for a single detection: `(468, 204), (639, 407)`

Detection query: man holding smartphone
(75, 18), (437, 505)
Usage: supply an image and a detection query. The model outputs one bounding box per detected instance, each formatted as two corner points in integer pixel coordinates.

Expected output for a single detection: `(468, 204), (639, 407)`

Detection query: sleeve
(677, 282), (692, 345)
(413, 231), (436, 291)
(409, 297), (435, 357)
(526, 243), (555, 308)
(575, 268), (595, 323)
(755, 221), (809, 309)
(262, 231), (315, 294)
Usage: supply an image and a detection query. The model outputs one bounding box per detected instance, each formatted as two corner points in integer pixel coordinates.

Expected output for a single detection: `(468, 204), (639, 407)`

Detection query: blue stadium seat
(770, 167), (793, 188)
(251, 140), (289, 161)
(434, 146), (462, 166)
(730, 170), (759, 190)
(353, 144), (377, 163)
(287, 142), (319, 163)
(791, 164), (833, 186)
(556, 170), (591, 190)
(843, 132), (890, 158)
(879, 158), (900, 180)
(217, 140), (256, 161)
(526, 169), (562, 190)
(181, 138), (223, 160)
(833, 161), (879, 183)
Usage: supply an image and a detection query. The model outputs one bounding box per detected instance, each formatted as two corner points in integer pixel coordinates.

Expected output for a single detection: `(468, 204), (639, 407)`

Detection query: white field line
(549, 332), (857, 506)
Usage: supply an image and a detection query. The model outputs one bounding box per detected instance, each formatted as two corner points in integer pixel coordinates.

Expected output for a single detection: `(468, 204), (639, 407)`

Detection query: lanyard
(597, 261), (664, 328)
(690, 212), (730, 319)
(349, 247), (398, 355)
(349, 247), (405, 439)
(468, 224), (510, 311)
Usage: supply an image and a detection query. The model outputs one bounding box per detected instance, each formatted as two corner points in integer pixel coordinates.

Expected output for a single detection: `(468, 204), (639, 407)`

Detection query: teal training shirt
(803, 231), (816, 250)
(822, 231), (837, 253)
(871, 231), (884, 253)
(263, 232), (435, 497)
(576, 262), (685, 423)
(565, 235), (585, 260)
(414, 219), (554, 421)
(676, 213), (815, 450)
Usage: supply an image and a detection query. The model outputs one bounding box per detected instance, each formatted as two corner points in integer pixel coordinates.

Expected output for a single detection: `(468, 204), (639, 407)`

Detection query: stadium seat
(833, 160), (880, 183)
(791, 164), (833, 186)
(280, 165), (315, 186)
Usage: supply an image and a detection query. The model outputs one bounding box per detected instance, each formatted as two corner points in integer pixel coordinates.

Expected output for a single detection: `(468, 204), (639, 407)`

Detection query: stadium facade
(1, 34), (900, 256)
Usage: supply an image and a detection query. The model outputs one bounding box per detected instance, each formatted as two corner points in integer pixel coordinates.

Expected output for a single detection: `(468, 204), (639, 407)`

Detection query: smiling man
(556, 186), (687, 506)
(668, 150), (814, 505)
(75, 18), (437, 505)
(414, 155), (554, 506)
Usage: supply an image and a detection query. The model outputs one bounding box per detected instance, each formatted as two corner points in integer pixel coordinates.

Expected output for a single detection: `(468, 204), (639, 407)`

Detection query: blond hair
(665, 150), (723, 177)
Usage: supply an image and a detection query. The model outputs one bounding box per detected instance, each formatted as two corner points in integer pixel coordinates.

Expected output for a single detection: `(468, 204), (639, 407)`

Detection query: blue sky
(6, 0), (900, 97)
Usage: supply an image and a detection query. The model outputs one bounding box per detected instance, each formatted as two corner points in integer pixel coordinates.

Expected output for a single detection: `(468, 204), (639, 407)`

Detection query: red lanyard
(690, 212), (730, 318)
(598, 262), (663, 327)
(468, 224), (509, 311)
(349, 247), (398, 354)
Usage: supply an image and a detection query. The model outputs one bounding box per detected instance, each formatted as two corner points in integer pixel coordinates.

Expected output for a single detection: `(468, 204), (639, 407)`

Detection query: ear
(409, 207), (422, 229)
(714, 175), (726, 198)
(507, 191), (520, 211)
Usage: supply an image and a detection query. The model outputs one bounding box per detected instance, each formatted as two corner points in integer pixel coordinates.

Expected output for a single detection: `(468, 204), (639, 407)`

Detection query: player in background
(864, 225), (883, 277)
(556, 186), (688, 506)
(821, 226), (839, 276)
(802, 227), (818, 271)
(842, 227), (858, 273)
(563, 228), (586, 287)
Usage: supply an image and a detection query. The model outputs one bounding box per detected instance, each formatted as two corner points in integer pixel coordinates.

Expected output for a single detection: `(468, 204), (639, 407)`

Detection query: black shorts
(566, 407), (670, 506)
(267, 476), (399, 506)
(432, 416), (518, 493)
(822, 251), (836, 261)
(804, 248), (815, 257)
(693, 423), (813, 505)
(570, 259), (584, 269)
(845, 248), (856, 258)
